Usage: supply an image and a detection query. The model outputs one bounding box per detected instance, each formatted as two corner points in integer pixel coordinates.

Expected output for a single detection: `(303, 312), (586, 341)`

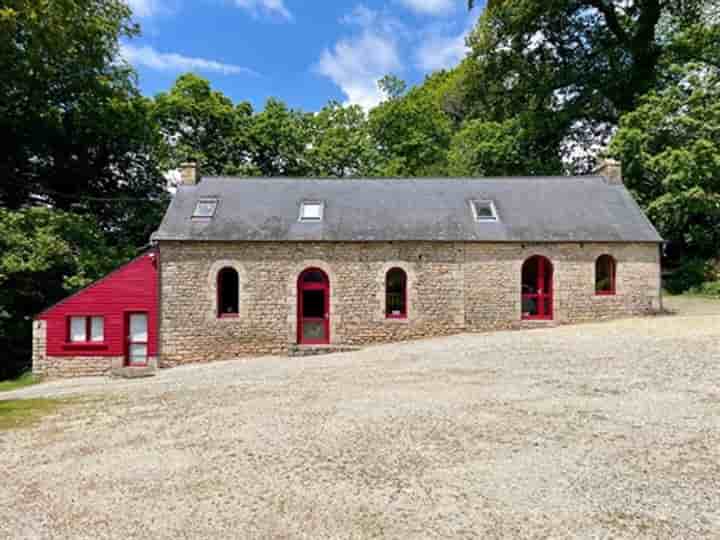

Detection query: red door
(298, 269), (330, 345)
(522, 256), (553, 320)
(126, 312), (149, 366)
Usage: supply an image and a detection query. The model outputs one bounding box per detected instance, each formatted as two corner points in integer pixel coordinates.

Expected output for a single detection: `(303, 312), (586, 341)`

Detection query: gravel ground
(2, 301), (719, 539)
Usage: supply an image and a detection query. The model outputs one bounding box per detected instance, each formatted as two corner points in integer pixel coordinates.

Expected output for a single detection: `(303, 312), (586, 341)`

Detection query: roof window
(299, 201), (324, 222)
(193, 199), (218, 219)
(470, 200), (498, 222)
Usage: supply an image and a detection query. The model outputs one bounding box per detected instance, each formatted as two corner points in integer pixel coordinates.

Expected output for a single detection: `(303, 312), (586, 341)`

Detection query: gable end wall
(32, 253), (159, 379)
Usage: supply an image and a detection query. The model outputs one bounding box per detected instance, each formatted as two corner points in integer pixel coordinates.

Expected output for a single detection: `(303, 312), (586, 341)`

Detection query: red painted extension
(37, 251), (159, 361)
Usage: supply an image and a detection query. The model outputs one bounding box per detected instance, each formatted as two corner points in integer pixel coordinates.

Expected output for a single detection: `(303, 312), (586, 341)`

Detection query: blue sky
(121, 0), (484, 111)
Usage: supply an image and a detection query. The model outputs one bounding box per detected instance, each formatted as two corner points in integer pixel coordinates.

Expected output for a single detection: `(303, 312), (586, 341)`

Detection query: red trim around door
(521, 256), (554, 320)
(297, 268), (330, 345)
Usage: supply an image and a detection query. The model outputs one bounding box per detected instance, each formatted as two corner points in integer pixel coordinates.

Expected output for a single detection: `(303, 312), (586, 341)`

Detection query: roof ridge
(200, 175), (606, 182)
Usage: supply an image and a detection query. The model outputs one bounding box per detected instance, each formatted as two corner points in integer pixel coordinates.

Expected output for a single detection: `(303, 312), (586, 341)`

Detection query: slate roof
(153, 177), (663, 243)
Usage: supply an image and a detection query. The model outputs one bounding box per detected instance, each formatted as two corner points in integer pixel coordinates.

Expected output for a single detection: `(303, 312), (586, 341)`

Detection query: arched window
(217, 268), (239, 317)
(386, 268), (407, 319)
(595, 255), (616, 295)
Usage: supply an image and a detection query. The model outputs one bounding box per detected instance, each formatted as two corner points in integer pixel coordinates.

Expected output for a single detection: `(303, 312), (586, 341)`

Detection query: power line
(1, 177), (169, 203)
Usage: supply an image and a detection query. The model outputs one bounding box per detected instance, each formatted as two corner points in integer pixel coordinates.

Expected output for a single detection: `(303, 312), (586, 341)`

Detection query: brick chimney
(594, 158), (623, 185)
(180, 162), (198, 186)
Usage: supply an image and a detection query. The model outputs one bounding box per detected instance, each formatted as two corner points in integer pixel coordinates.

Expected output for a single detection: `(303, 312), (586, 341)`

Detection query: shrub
(664, 259), (714, 294)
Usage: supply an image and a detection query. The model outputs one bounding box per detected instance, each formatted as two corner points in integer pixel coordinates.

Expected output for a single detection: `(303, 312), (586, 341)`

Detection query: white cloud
(416, 29), (468, 70)
(397, 0), (456, 16)
(120, 44), (258, 75)
(415, 12), (477, 71)
(316, 8), (402, 109)
(126, 0), (163, 18)
(232, 0), (292, 20)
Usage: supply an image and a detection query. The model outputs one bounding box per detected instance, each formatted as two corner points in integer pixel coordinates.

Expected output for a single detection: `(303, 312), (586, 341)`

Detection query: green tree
(0, 0), (165, 210)
(378, 74), (407, 101)
(152, 74), (253, 176)
(245, 99), (311, 177)
(369, 73), (454, 176)
(457, 0), (712, 172)
(448, 117), (561, 176)
(610, 65), (720, 263)
(306, 102), (379, 177)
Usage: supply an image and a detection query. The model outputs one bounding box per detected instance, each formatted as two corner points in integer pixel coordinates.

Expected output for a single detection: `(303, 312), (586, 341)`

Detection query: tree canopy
(611, 65), (720, 261)
(457, 0), (713, 172)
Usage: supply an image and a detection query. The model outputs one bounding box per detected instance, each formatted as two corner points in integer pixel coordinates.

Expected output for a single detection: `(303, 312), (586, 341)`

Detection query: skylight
(299, 201), (323, 222)
(193, 199), (218, 219)
(471, 200), (498, 222)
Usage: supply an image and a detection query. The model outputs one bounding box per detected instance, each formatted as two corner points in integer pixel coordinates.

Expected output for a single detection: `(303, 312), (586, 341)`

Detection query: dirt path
(663, 293), (720, 316)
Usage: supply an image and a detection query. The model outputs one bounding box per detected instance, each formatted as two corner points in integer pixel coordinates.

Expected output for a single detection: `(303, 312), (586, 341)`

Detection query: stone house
(154, 161), (662, 367)
(32, 161), (663, 377)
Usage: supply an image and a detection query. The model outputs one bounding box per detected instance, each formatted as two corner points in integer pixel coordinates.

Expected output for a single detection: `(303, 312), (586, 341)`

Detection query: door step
(514, 320), (560, 330)
(111, 366), (157, 379)
(288, 345), (362, 357)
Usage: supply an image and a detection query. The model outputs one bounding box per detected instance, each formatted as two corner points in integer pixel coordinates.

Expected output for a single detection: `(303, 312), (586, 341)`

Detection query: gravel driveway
(2, 302), (719, 539)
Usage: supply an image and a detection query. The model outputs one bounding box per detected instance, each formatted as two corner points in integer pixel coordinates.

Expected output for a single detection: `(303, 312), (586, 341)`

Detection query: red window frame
(217, 267), (240, 318)
(385, 268), (408, 319)
(595, 255), (617, 295)
(66, 316), (105, 344)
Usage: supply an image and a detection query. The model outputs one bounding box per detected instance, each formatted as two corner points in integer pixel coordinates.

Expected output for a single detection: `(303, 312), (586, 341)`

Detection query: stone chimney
(594, 158), (623, 185)
(180, 162), (198, 186)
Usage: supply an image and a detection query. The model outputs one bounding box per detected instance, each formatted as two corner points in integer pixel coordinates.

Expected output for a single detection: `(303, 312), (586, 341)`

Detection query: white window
(129, 314), (148, 343)
(470, 200), (499, 222)
(90, 317), (104, 342)
(69, 316), (104, 343)
(128, 313), (148, 365)
(299, 201), (323, 222)
(70, 317), (87, 342)
(193, 199), (218, 218)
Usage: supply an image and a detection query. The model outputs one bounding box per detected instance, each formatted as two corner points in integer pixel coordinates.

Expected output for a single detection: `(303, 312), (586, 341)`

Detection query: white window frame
(470, 200), (499, 222)
(299, 201), (324, 222)
(193, 199), (219, 219)
(68, 316), (104, 343)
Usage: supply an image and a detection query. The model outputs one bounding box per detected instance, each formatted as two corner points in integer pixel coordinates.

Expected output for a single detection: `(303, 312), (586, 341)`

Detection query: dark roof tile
(153, 177), (662, 243)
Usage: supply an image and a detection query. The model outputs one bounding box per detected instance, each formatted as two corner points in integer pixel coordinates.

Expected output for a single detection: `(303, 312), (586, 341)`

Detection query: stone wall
(158, 241), (661, 366)
(464, 243), (661, 330)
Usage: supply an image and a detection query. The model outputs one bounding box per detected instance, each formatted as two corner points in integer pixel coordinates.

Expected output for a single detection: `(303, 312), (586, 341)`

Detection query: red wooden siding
(37, 251), (159, 358)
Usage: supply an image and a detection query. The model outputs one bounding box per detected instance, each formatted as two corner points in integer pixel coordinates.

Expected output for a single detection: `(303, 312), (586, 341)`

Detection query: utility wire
(1, 177), (169, 203)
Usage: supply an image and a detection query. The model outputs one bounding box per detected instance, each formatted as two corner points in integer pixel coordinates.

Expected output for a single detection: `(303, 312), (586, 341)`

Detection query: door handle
(324, 313), (329, 319)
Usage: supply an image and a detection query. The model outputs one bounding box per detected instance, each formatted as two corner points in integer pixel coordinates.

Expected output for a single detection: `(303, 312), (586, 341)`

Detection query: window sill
(385, 315), (409, 323)
(595, 291), (617, 296)
(218, 314), (240, 319)
(62, 342), (109, 351)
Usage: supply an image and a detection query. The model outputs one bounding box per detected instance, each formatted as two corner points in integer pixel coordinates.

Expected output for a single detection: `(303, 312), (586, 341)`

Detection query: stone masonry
(158, 241), (661, 366)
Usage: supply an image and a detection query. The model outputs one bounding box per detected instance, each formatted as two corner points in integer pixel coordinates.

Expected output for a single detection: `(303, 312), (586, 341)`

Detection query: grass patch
(0, 398), (63, 431)
(0, 372), (41, 393)
(688, 281), (720, 298)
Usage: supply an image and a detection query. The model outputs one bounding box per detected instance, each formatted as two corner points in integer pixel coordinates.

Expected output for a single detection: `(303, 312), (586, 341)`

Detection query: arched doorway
(297, 268), (330, 344)
(521, 256), (553, 320)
